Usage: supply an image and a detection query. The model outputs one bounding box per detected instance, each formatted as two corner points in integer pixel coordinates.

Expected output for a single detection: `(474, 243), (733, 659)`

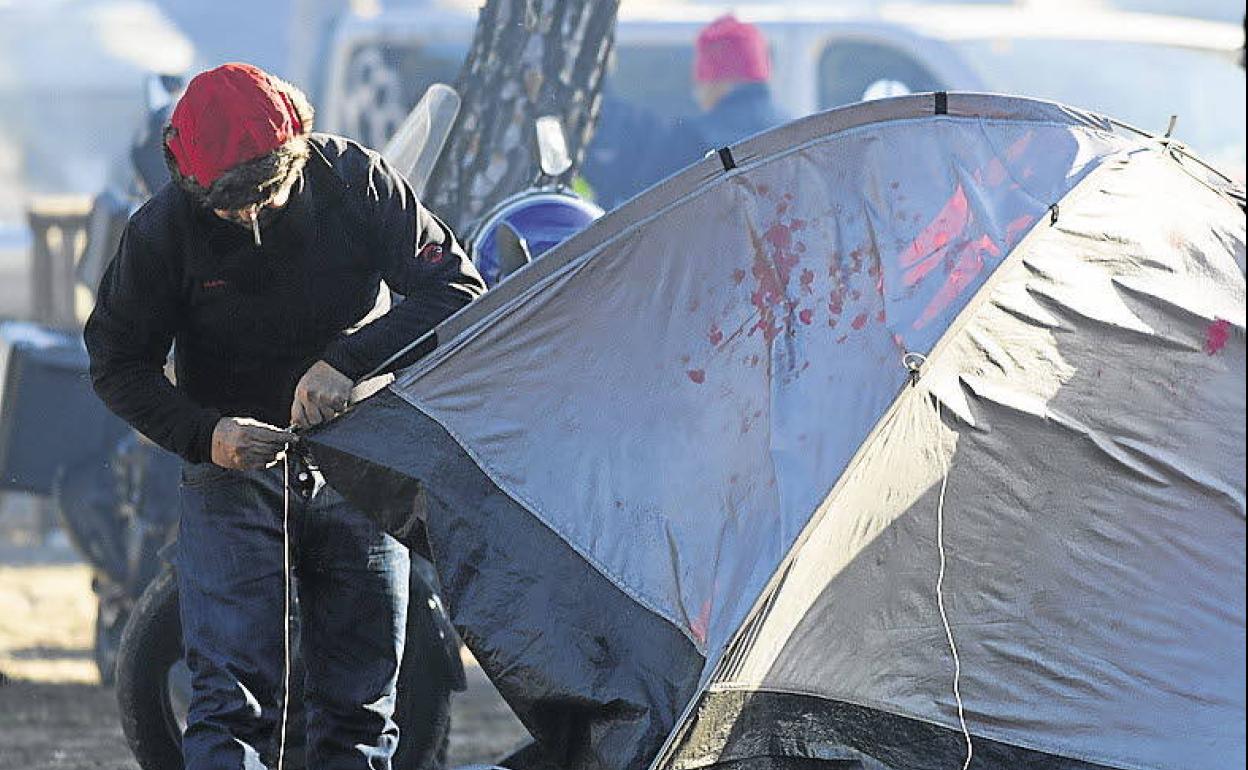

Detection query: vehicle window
(609, 44), (698, 118)
(818, 39), (945, 110)
(954, 38), (1246, 179)
(336, 40), (466, 149)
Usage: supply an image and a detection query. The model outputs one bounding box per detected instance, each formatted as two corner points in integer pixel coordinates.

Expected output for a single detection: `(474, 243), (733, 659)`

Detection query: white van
(316, 1), (1245, 181)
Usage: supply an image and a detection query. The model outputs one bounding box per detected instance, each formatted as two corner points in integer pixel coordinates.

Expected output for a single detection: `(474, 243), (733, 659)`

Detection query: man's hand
(211, 417), (296, 470)
(291, 360), (353, 429)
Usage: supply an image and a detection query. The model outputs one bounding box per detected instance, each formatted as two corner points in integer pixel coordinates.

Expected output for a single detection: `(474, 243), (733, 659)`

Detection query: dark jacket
(84, 134), (486, 465)
(653, 83), (791, 181)
(581, 91), (669, 210)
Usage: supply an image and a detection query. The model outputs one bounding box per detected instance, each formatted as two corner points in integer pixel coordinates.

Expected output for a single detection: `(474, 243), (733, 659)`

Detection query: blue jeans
(177, 459), (409, 770)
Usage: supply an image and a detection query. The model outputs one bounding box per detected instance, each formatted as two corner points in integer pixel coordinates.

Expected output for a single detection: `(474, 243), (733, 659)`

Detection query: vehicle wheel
(117, 567), (453, 770)
(93, 584), (130, 686)
(115, 569), (189, 770)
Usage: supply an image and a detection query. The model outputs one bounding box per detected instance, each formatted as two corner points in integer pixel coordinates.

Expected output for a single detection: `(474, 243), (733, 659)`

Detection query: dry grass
(0, 543), (530, 768)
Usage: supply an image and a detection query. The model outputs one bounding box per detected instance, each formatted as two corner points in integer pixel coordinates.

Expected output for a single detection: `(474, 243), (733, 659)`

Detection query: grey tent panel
(311, 390), (705, 769)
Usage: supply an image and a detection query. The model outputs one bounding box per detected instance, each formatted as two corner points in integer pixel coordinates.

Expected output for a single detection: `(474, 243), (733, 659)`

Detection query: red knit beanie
(694, 15), (771, 84)
(163, 63), (314, 210)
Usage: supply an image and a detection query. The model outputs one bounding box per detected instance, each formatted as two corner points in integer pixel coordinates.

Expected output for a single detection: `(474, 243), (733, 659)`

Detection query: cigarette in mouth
(251, 207), (262, 246)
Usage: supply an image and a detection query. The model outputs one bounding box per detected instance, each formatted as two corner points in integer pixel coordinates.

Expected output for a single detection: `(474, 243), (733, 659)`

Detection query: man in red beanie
(85, 63), (485, 769)
(656, 15), (790, 174)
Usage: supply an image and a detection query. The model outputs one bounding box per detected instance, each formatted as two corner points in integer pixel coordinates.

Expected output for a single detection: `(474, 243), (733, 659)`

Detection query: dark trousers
(177, 459), (409, 770)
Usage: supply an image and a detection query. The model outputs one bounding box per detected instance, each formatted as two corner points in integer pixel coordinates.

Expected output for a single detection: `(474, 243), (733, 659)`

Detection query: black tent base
(668, 689), (1118, 770)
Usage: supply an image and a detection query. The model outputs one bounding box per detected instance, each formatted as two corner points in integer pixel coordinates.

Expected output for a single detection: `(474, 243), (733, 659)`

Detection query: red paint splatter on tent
(849, 247), (865, 275)
(836, 334), (848, 344)
(799, 309), (814, 325)
(851, 313), (869, 330)
(708, 324), (724, 346)
(687, 369), (706, 384)
(981, 158), (1008, 187)
(790, 219), (806, 231)
(876, 309), (887, 323)
(690, 600), (712, 646)
(748, 222), (803, 343)
(750, 354), (760, 367)
(902, 184), (970, 286)
(827, 271), (846, 317)
(777, 202), (788, 215)
(914, 235), (1001, 329)
(1005, 214), (1036, 245)
(758, 184), (771, 196)
(729, 474), (739, 484)
(680, 355), (690, 365)
(799, 268), (815, 294)
(765, 223), (792, 250)
(732, 268), (746, 285)
(1205, 318), (1232, 355)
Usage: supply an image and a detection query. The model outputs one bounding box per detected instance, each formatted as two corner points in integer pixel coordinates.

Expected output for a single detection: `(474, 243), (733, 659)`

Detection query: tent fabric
(383, 94), (1119, 663)
(658, 148), (1246, 770)
(307, 92), (1246, 770)
(666, 690), (1115, 770)
(313, 390), (705, 769)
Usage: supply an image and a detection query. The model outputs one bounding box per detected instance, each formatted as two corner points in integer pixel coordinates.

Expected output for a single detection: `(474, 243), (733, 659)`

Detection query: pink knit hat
(694, 15), (771, 84)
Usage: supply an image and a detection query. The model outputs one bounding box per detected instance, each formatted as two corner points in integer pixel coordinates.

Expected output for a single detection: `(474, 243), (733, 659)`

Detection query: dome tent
(308, 92), (1245, 770)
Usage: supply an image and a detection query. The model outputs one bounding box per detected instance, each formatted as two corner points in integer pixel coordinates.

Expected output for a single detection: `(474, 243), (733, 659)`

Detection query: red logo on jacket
(418, 243), (444, 264)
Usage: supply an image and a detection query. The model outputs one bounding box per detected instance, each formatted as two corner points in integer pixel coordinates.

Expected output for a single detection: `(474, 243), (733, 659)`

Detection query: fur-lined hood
(163, 66), (315, 211)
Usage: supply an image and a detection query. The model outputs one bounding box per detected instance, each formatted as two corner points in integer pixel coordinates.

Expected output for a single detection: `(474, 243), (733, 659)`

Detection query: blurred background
(0, 0), (1243, 317)
(0, 0), (1243, 766)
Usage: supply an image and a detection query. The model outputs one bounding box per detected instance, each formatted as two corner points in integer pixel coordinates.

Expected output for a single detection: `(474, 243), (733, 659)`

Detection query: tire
(117, 566), (453, 770)
(115, 569), (187, 770)
(93, 585), (130, 686)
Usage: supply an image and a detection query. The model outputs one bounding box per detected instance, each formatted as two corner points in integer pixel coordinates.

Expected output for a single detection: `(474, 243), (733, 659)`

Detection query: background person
(652, 14), (792, 178)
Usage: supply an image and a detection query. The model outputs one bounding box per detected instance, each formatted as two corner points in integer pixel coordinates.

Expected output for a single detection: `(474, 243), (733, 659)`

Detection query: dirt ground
(0, 535), (530, 769)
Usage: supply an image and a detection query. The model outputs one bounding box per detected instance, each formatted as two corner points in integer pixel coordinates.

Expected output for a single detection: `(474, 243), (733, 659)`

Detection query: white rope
(933, 399), (973, 770)
(276, 448), (292, 770)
